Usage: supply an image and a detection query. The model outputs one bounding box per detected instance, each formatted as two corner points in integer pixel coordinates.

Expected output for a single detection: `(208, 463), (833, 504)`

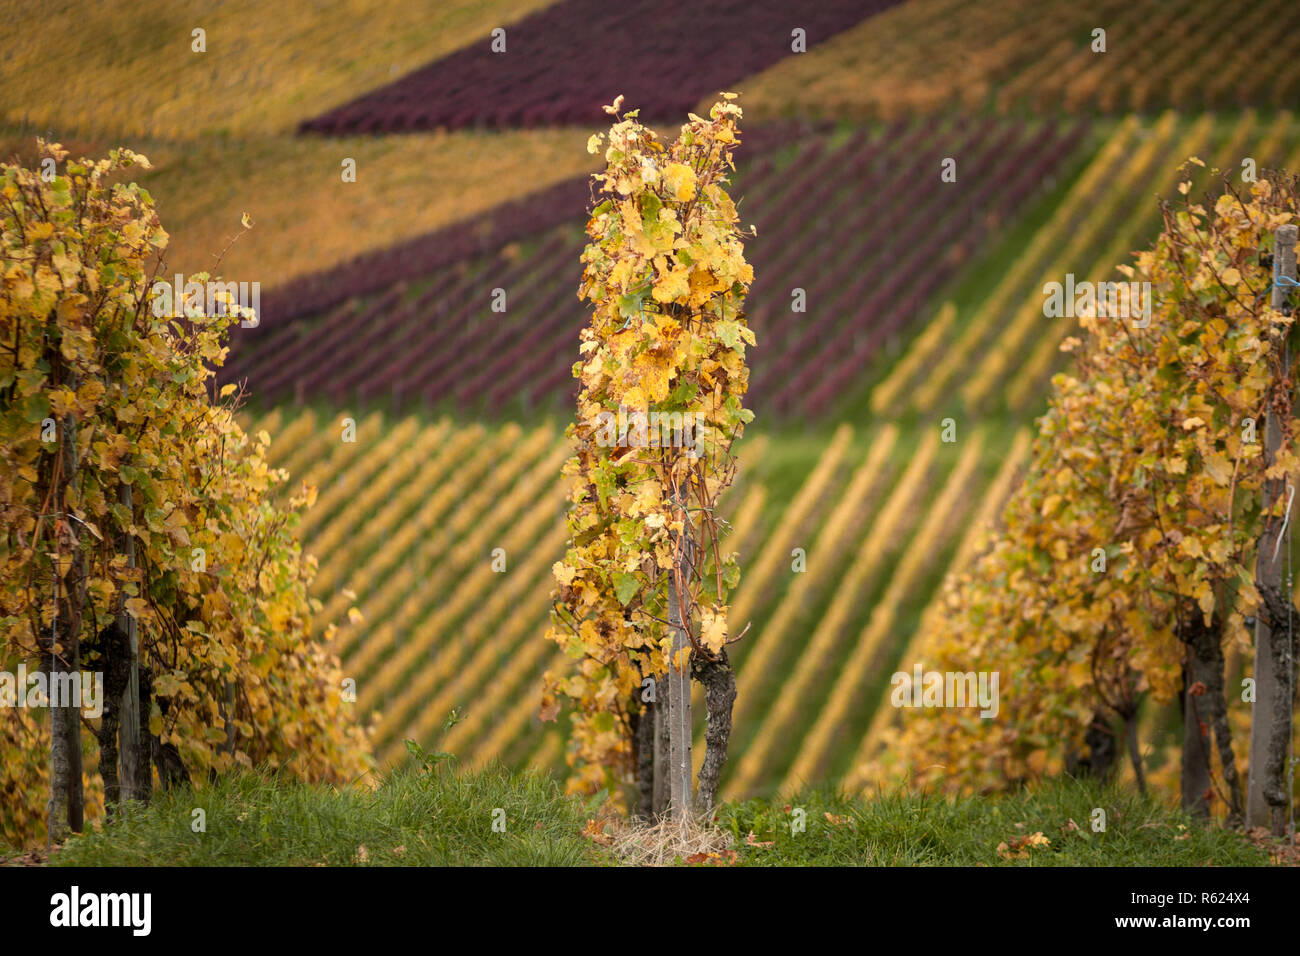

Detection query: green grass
(716, 778), (1271, 866)
(45, 769), (1271, 867)
(51, 765), (605, 867)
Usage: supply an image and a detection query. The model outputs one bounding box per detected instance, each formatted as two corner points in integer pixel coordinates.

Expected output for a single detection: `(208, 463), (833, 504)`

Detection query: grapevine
(542, 96), (755, 809)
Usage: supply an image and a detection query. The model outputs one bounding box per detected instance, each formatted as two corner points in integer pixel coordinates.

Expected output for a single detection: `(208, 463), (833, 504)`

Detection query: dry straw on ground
(604, 813), (735, 867)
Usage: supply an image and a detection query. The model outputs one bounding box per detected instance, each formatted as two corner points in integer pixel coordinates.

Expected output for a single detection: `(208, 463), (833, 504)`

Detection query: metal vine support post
(63, 414), (85, 835)
(117, 481), (145, 805)
(653, 677), (668, 816)
(666, 500), (695, 827)
(45, 565), (67, 846)
(1246, 222), (1298, 834)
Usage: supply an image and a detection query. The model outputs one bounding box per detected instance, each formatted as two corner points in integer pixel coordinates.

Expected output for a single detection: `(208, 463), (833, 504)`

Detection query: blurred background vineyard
(7, 0), (1300, 802)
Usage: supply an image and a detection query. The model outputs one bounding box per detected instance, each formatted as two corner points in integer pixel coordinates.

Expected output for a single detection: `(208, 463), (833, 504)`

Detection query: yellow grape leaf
(638, 358), (672, 403)
(700, 607), (727, 653)
(76, 377), (105, 407)
(621, 385), (648, 410)
(1203, 453), (1232, 485)
(48, 387), (77, 417)
(652, 263), (691, 303)
(164, 508), (190, 546)
(663, 163), (696, 202)
(218, 530), (245, 562)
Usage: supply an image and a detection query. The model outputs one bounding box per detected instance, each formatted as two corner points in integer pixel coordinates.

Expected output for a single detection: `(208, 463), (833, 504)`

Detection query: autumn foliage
(0, 143), (370, 846)
(879, 167), (1300, 808)
(542, 97), (754, 798)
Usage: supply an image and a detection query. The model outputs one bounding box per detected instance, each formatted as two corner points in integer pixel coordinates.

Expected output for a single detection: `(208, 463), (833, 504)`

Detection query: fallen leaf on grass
(997, 832), (1051, 860)
(684, 849), (739, 866)
(583, 818), (614, 847)
(745, 830), (774, 847)
(1243, 828), (1300, 865)
(0, 850), (47, 867)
